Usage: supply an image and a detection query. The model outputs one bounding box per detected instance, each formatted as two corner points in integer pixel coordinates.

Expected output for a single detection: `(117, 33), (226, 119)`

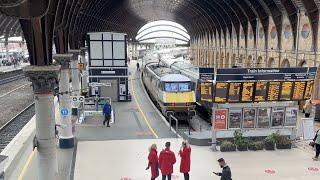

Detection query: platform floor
(75, 138), (320, 180)
(0, 63), (29, 73)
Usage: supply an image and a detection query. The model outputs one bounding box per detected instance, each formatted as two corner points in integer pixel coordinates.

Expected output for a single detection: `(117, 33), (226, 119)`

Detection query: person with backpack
(146, 144), (159, 180)
(179, 141), (191, 180)
(159, 142), (176, 180)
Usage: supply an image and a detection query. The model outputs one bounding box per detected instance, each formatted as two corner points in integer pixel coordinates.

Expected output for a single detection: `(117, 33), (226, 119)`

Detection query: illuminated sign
(215, 82), (228, 103)
(241, 82), (254, 102)
(200, 82), (213, 102)
(304, 80), (314, 99)
(280, 81), (293, 101)
(255, 82), (268, 102)
(228, 82), (241, 102)
(267, 82), (281, 101)
(292, 81), (306, 100)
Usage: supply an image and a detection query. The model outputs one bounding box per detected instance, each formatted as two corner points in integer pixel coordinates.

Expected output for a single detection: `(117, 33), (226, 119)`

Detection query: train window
(165, 82), (191, 92)
(165, 83), (179, 92)
(179, 83), (190, 92)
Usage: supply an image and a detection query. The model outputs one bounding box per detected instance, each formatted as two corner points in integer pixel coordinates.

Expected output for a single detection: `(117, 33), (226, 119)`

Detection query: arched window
(270, 26), (277, 39)
(281, 59), (290, 67)
(301, 24), (311, 39)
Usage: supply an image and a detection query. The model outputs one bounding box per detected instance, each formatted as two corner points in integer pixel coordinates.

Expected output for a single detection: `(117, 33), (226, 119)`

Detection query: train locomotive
(142, 61), (196, 120)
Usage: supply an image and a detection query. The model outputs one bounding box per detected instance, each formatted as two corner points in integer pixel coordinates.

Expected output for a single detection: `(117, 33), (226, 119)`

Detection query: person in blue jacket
(103, 101), (112, 127)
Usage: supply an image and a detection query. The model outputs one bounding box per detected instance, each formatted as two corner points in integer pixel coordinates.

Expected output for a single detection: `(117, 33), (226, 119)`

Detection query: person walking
(102, 101), (112, 127)
(159, 142), (176, 180)
(213, 158), (232, 180)
(179, 141), (191, 180)
(312, 129), (320, 161)
(136, 61), (140, 71)
(304, 99), (313, 118)
(146, 144), (159, 180)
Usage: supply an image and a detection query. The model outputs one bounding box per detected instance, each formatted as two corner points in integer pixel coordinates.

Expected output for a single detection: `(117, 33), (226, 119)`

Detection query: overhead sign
(89, 82), (111, 87)
(72, 96), (85, 102)
(199, 68), (214, 81)
(216, 67), (317, 81)
(60, 108), (69, 117)
(200, 82), (213, 102)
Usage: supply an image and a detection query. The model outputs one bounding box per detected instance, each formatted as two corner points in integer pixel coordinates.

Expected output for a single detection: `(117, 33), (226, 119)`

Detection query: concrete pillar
(53, 54), (74, 148)
(5, 35), (9, 63)
(69, 49), (81, 96)
(23, 65), (60, 180)
(80, 47), (88, 95)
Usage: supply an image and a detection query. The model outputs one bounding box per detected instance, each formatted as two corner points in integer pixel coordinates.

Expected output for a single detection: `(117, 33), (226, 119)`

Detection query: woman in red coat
(179, 141), (191, 180)
(146, 144), (159, 180)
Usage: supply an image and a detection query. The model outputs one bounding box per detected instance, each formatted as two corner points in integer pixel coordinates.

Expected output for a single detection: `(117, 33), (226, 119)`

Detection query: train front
(160, 74), (196, 120)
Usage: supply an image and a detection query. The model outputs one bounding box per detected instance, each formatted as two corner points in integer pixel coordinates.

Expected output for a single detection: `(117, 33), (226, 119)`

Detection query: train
(142, 56), (196, 120)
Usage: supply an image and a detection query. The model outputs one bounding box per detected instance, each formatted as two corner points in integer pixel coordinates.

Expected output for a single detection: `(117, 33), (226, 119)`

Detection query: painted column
(23, 65), (60, 180)
(54, 54), (74, 148)
(69, 49), (81, 96)
(80, 47), (88, 95)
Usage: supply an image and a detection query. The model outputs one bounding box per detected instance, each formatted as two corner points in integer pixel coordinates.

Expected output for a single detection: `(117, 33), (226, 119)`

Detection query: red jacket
(179, 146), (191, 173)
(148, 149), (159, 178)
(159, 148), (176, 175)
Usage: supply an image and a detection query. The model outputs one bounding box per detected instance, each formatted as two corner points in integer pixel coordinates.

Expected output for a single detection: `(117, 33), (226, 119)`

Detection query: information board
(241, 82), (254, 102)
(228, 82), (241, 102)
(215, 83), (228, 103)
(280, 81), (293, 101)
(304, 80), (314, 99)
(267, 82), (281, 101)
(200, 82), (213, 102)
(254, 82), (268, 102)
(292, 81), (306, 100)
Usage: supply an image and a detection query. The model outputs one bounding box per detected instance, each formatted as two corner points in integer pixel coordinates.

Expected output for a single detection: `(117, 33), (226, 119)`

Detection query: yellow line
(18, 150), (36, 180)
(131, 74), (159, 138)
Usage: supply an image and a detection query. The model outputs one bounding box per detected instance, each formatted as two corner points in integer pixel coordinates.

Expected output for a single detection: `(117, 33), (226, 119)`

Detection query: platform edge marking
(17, 150), (35, 180)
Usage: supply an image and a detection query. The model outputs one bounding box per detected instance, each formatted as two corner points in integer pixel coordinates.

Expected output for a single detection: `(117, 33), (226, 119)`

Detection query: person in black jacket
(213, 158), (232, 180)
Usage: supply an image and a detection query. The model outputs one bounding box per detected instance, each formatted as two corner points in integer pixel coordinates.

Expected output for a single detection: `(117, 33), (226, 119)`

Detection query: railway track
(0, 103), (35, 153)
(0, 74), (25, 85)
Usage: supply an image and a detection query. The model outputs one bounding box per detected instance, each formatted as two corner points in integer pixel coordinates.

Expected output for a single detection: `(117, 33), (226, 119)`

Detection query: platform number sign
(72, 96), (85, 102)
(60, 108), (69, 117)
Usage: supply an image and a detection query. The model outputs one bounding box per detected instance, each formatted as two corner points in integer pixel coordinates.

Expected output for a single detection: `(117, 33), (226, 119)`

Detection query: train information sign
(241, 82), (254, 102)
(254, 82), (268, 102)
(280, 81), (293, 101)
(215, 82), (228, 103)
(267, 82), (281, 101)
(228, 82), (241, 102)
(304, 80), (314, 99)
(200, 82), (213, 102)
(292, 81), (306, 100)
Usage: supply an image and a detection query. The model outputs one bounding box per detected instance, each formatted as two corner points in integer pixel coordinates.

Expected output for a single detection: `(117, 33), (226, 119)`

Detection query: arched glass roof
(136, 20), (190, 44)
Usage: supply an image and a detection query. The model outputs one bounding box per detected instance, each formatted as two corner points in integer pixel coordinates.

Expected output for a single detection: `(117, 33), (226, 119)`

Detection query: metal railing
(169, 114), (179, 138)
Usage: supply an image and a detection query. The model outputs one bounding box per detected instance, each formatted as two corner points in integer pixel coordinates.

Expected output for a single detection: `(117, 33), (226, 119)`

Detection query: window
(165, 82), (191, 92)
(179, 83), (190, 92)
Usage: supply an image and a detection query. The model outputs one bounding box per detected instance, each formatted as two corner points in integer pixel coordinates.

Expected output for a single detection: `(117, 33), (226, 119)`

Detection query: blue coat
(103, 103), (112, 115)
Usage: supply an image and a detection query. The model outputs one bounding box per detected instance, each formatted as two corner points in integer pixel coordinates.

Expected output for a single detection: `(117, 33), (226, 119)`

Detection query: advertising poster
(243, 108), (256, 128)
(285, 107), (298, 126)
(213, 109), (228, 130)
(271, 107), (285, 127)
(228, 109), (242, 129)
(257, 108), (271, 128)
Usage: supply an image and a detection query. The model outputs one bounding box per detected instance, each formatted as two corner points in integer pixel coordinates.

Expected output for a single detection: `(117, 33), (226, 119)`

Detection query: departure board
(228, 82), (241, 102)
(292, 81), (306, 100)
(241, 82), (254, 102)
(255, 82), (268, 102)
(267, 81), (281, 101)
(304, 80), (314, 99)
(280, 81), (293, 101)
(200, 82), (213, 102)
(215, 82), (228, 103)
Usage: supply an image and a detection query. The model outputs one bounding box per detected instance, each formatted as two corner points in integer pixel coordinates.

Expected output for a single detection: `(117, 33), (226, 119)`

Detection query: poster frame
(271, 107), (285, 127)
(284, 107), (298, 127)
(213, 109), (228, 130)
(256, 107), (271, 128)
(242, 108), (257, 129)
(228, 108), (242, 129)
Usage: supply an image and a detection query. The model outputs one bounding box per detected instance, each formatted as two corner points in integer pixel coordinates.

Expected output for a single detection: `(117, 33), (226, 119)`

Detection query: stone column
(69, 49), (81, 96)
(80, 47), (88, 95)
(23, 65), (60, 180)
(53, 54), (74, 148)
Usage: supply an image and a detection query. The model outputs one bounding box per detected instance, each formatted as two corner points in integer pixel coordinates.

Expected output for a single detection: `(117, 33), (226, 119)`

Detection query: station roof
(0, 0), (319, 40)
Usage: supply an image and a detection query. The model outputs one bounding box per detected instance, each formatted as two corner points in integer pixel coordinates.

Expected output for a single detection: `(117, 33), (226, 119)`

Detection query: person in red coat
(179, 141), (191, 180)
(146, 144), (159, 180)
(159, 142), (176, 180)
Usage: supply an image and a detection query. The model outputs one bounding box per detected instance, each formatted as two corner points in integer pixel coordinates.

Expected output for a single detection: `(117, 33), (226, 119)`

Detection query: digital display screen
(292, 81), (306, 100)
(304, 80), (314, 99)
(267, 81), (281, 101)
(254, 82), (267, 102)
(200, 82), (213, 102)
(241, 82), (254, 102)
(228, 82), (241, 102)
(215, 82), (228, 103)
(280, 81), (293, 101)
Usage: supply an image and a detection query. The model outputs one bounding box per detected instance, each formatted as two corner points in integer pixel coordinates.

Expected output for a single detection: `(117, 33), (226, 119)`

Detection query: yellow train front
(143, 63), (196, 120)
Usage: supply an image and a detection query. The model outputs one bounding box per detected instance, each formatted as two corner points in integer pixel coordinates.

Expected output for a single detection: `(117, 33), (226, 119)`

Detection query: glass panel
(90, 41), (102, 59)
(179, 83), (190, 92)
(165, 83), (179, 92)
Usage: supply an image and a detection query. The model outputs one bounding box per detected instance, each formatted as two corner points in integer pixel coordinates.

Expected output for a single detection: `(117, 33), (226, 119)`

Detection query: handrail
(169, 114), (179, 138)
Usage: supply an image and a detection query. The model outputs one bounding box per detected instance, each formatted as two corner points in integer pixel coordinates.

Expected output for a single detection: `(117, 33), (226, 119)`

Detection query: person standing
(213, 158), (232, 180)
(312, 129), (320, 161)
(159, 142), (176, 180)
(304, 99), (313, 118)
(146, 144), (159, 180)
(136, 61), (140, 71)
(179, 141), (191, 180)
(102, 101), (112, 127)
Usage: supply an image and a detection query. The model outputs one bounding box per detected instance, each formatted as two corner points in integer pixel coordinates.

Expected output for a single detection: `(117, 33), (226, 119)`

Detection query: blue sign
(60, 108), (69, 116)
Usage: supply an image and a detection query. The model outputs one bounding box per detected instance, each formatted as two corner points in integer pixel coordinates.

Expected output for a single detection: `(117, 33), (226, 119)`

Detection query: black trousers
(316, 143), (320, 158)
(103, 114), (111, 126)
(162, 174), (171, 180)
(305, 113), (310, 118)
(184, 173), (189, 180)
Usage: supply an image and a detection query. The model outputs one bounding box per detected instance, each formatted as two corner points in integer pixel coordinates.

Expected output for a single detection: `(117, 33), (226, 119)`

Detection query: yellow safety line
(18, 150), (36, 180)
(131, 75), (159, 138)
